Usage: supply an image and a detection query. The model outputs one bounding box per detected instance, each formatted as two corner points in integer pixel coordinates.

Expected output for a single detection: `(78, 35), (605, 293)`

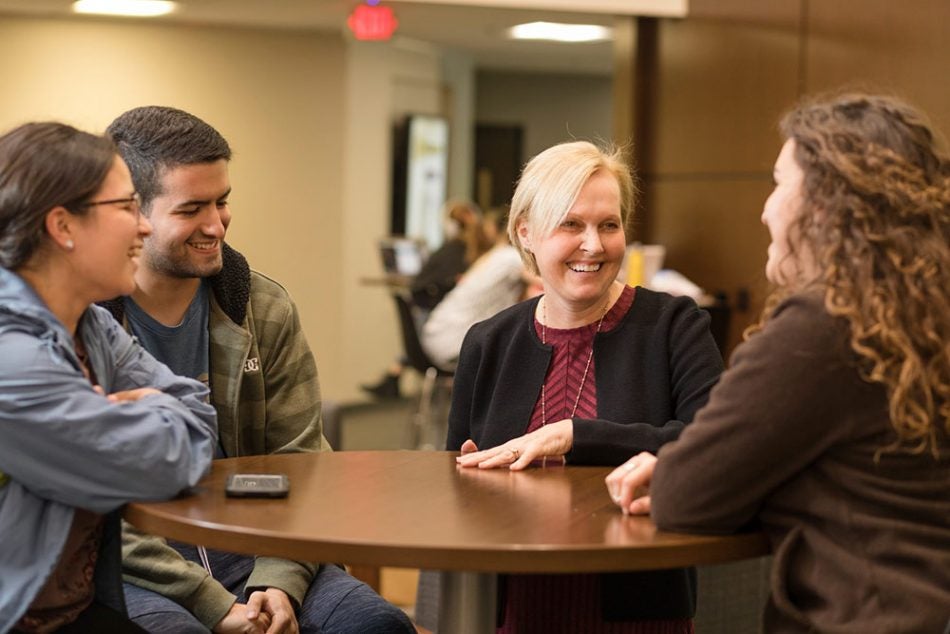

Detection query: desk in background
(358, 274), (414, 289)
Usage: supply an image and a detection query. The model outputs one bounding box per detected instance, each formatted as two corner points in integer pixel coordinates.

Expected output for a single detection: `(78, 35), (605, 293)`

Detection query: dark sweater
(651, 293), (950, 633)
(447, 288), (724, 464)
(411, 238), (468, 310)
(447, 288), (725, 620)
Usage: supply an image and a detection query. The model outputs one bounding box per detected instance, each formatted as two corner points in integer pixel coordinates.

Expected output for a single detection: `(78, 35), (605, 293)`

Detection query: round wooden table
(125, 451), (769, 632)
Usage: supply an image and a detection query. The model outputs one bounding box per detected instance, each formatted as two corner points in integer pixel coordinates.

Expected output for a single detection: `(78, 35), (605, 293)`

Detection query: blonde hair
(507, 141), (636, 275)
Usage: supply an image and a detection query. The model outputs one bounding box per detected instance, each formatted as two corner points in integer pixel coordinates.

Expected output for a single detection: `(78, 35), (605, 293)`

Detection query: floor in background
(338, 396), (416, 450)
(382, 568), (421, 617)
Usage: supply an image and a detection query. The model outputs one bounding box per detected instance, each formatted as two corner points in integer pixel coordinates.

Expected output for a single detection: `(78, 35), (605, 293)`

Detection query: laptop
(378, 237), (427, 277)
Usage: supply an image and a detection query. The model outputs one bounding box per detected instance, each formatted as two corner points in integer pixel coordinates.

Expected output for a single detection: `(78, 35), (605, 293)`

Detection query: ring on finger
(509, 447), (520, 460)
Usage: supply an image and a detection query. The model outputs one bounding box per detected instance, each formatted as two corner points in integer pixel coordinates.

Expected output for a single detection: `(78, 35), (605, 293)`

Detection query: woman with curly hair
(606, 92), (950, 633)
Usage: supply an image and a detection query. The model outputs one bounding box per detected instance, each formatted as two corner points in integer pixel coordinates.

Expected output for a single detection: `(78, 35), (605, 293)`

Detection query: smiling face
(762, 139), (808, 286)
(519, 169), (626, 315)
(140, 160), (232, 280)
(68, 156), (151, 302)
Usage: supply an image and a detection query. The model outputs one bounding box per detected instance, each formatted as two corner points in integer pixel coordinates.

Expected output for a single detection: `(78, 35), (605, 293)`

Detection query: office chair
(391, 293), (454, 449)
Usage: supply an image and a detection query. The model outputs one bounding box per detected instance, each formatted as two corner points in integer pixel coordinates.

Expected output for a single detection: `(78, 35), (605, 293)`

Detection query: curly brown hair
(756, 93), (950, 456)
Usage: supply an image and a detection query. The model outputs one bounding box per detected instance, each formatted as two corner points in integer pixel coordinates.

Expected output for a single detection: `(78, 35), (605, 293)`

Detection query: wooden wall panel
(649, 0), (801, 176)
(619, 0), (950, 355)
(805, 0), (950, 136)
(630, 0), (801, 352)
(647, 178), (772, 350)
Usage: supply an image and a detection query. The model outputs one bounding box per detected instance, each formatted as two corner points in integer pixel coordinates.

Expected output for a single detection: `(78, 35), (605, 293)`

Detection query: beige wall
(0, 15), (351, 392)
(339, 40), (458, 400)
(0, 15), (474, 401)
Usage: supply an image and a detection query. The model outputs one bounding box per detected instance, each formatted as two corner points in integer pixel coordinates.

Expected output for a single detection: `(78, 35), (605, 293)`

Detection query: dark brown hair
(107, 106), (231, 212)
(0, 122), (116, 269)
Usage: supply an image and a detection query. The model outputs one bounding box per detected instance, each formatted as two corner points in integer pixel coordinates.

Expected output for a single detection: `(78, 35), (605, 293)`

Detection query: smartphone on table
(225, 473), (290, 498)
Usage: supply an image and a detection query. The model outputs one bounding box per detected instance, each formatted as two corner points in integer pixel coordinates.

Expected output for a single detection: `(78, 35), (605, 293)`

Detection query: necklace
(539, 296), (608, 427)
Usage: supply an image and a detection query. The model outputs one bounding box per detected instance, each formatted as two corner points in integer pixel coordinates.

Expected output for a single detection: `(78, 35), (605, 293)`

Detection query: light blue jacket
(0, 267), (217, 633)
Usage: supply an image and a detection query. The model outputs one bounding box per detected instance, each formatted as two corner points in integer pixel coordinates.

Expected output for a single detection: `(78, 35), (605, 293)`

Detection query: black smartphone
(225, 473), (290, 498)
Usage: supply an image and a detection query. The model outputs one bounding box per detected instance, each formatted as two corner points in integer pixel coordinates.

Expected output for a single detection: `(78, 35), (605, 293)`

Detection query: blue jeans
(123, 547), (413, 634)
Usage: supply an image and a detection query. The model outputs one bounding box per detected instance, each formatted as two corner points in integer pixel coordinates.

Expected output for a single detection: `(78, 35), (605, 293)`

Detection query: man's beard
(143, 243), (223, 279)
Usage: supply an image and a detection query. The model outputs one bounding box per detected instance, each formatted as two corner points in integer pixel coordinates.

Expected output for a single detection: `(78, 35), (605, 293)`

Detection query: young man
(102, 106), (414, 634)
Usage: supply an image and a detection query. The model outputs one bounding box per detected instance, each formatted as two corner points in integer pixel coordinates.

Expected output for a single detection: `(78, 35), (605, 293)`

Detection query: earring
(64, 240), (74, 250)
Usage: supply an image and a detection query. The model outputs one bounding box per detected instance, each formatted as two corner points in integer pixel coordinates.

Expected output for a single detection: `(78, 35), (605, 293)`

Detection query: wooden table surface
(125, 451), (768, 573)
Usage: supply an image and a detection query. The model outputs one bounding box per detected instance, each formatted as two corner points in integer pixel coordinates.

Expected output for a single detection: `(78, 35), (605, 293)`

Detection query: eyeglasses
(80, 193), (142, 216)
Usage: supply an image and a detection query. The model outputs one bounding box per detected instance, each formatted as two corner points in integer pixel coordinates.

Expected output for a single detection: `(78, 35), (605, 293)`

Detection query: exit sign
(348, 2), (399, 41)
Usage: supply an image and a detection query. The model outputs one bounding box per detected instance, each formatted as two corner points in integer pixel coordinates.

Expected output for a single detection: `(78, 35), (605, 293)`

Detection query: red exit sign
(348, 2), (399, 41)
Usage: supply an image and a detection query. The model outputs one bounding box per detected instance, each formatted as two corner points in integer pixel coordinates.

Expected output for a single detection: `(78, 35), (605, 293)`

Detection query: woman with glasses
(0, 122), (217, 633)
(607, 93), (950, 633)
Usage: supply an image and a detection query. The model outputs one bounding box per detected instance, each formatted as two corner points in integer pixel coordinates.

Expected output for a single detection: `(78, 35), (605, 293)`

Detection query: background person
(410, 199), (489, 311)
(450, 141), (724, 632)
(102, 106), (414, 634)
(607, 93), (950, 633)
(362, 199), (490, 398)
(0, 122), (216, 633)
(420, 207), (537, 373)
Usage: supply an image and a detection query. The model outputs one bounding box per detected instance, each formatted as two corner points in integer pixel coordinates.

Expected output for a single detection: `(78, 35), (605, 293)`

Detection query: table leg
(437, 571), (497, 634)
(347, 564), (381, 592)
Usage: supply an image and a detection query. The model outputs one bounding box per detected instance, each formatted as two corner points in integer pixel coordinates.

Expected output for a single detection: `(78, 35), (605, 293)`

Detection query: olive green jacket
(103, 245), (331, 628)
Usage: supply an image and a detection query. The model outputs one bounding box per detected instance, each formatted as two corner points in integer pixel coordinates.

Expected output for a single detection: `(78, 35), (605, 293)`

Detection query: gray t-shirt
(124, 281), (210, 387)
(125, 282), (222, 460)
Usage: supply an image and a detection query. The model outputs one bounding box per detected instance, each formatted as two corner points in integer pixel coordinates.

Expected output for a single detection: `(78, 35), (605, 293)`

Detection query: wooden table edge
(123, 503), (770, 572)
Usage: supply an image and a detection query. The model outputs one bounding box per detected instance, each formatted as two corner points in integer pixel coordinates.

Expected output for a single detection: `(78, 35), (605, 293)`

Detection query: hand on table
(605, 452), (657, 515)
(455, 419), (573, 470)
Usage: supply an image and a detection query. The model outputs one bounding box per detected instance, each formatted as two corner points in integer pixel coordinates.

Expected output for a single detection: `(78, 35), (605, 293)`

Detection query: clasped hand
(455, 419), (573, 470)
(214, 587), (299, 634)
(604, 451), (656, 515)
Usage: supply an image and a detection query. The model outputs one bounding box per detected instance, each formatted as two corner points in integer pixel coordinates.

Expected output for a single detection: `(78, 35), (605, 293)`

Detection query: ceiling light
(72, 0), (177, 18)
(507, 22), (612, 43)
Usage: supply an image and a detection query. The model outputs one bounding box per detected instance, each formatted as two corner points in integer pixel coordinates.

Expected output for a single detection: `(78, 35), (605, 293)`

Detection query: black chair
(391, 293), (454, 449)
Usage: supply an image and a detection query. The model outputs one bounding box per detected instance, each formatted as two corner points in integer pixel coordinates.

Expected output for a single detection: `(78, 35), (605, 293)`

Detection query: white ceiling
(0, 0), (628, 75)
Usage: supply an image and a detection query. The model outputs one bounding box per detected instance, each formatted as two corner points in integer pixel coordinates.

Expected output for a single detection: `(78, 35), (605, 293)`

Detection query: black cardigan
(446, 287), (725, 620)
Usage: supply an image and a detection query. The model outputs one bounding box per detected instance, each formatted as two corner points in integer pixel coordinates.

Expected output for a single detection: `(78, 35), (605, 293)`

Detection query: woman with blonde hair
(607, 93), (950, 633)
(452, 140), (724, 631)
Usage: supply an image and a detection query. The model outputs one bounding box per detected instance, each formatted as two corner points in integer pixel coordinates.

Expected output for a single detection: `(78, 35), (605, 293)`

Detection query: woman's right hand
(455, 420), (574, 470)
(605, 452), (657, 515)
